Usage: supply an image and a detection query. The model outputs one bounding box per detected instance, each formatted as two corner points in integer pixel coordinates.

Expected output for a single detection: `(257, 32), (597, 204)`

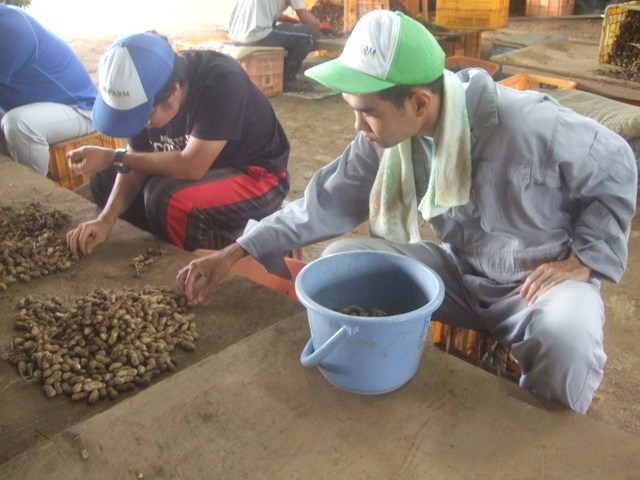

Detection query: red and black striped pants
(90, 165), (289, 251)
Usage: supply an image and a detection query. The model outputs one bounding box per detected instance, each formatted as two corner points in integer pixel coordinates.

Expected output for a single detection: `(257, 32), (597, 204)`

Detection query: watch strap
(113, 148), (130, 174)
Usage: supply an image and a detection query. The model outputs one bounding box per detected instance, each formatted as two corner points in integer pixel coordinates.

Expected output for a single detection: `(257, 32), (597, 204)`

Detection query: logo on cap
(361, 44), (377, 58)
(103, 86), (131, 98)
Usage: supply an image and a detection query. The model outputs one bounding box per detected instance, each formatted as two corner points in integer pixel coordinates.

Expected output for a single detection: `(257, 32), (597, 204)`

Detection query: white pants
(1, 102), (94, 175)
(323, 238), (607, 414)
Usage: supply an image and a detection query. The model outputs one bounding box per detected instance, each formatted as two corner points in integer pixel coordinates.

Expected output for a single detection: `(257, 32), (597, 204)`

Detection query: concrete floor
(0, 158), (639, 479)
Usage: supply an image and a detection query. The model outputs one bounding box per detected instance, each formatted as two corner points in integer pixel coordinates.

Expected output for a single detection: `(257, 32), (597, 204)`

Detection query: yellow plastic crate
(498, 73), (577, 91)
(525, 0), (575, 16)
(343, 0), (390, 32)
(48, 132), (125, 190)
(435, 0), (509, 30)
(598, 1), (640, 64)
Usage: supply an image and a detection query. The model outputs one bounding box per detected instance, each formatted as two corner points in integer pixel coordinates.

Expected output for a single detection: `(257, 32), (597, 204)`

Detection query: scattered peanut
(129, 247), (166, 276)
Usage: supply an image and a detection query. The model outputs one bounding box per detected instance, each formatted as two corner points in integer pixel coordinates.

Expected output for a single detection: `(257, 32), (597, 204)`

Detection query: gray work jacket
(239, 69), (637, 284)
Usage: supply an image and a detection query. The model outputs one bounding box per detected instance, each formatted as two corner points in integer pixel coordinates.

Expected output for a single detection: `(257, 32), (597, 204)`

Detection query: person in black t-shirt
(65, 31), (290, 256)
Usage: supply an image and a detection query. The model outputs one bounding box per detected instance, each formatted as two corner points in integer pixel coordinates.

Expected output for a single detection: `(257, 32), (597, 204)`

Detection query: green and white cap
(305, 10), (445, 94)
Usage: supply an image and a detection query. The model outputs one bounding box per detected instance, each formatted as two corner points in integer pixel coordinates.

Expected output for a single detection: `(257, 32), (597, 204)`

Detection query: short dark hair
(376, 75), (444, 107)
(144, 30), (192, 106)
(153, 54), (190, 106)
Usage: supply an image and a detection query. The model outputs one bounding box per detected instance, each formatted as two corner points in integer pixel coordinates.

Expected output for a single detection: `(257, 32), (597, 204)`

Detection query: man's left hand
(520, 250), (591, 306)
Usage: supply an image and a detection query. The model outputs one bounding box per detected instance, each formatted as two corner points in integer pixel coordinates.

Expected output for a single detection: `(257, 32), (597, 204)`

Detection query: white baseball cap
(92, 32), (175, 138)
(305, 10), (445, 94)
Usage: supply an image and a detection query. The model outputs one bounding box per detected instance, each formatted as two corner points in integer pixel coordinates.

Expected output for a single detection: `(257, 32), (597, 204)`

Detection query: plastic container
(296, 250), (445, 395)
(435, 0), (509, 30)
(598, 1), (640, 64)
(431, 322), (522, 381)
(237, 50), (285, 98)
(438, 30), (483, 59)
(498, 73), (577, 91)
(445, 55), (500, 78)
(230, 256), (306, 300)
(48, 132), (125, 190)
(173, 37), (285, 97)
(525, 0), (575, 16)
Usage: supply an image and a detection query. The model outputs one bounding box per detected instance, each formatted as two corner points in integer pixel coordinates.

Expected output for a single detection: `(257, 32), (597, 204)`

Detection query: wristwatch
(113, 148), (130, 174)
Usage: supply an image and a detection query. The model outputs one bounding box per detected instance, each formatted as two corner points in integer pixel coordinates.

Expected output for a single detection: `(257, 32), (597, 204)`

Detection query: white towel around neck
(369, 70), (472, 243)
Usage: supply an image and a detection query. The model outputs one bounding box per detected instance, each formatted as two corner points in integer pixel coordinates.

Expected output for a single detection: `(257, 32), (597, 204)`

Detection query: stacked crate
(525, 0), (575, 16)
(435, 0), (509, 30)
(438, 30), (483, 58)
(598, 1), (640, 64)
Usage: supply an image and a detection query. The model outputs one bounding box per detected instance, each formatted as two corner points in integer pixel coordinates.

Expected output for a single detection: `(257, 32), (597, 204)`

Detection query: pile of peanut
(0, 203), (74, 291)
(6, 286), (198, 405)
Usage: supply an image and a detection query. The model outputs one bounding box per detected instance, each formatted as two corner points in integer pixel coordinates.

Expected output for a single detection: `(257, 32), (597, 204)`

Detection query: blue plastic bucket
(295, 250), (445, 395)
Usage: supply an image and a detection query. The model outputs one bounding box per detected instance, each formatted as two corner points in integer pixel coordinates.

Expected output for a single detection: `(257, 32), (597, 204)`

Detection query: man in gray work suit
(178, 10), (638, 414)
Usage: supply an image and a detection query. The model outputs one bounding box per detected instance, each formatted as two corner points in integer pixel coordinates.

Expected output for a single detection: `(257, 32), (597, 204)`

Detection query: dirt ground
(20, 1), (640, 441)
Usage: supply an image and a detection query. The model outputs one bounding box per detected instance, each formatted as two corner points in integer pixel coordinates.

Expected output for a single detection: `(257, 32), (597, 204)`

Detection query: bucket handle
(300, 326), (355, 367)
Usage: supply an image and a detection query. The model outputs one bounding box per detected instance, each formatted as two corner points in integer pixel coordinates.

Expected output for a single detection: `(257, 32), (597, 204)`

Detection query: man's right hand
(67, 146), (115, 177)
(66, 218), (113, 257)
(176, 243), (247, 303)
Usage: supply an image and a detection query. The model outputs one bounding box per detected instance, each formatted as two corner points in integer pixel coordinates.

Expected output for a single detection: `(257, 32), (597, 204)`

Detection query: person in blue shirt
(0, 5), (96, 175)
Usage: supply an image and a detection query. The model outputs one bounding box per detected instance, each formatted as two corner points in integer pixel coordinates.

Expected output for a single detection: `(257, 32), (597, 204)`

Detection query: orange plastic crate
(431, 322), (522, 381)
(173, 37), (284, 98)
(48, 132), (125, 190)
(525, 0), (575, 16)
(237, 50), (285, 98)
(435, 0), (509, 30)
(229, 256), (306, 301)
(445, 55), (500, 77)
(438, 30), (482, 59)
(498, 73), (577, 91)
